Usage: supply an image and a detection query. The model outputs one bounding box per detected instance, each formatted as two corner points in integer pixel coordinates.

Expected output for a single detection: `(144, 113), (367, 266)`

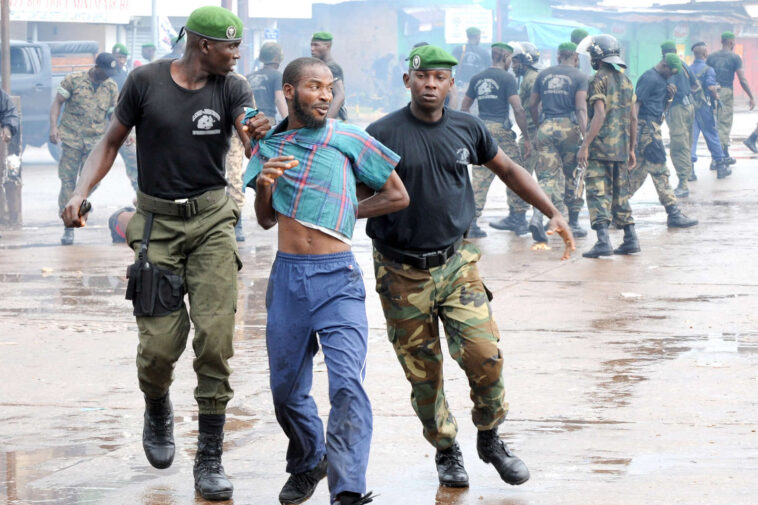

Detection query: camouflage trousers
(58, 142), (94, 213)
(717, 87), (734, 148)
(585, 159), (635, 229)
(225, 135), (246, 209)
(631, 121), (677, 208)
(119, 137), (139, 192)
(373, 241), (507, 450)
(472, 120), (525, 219)
(534, 118), (583, 215)
(665, 102), (694, 185)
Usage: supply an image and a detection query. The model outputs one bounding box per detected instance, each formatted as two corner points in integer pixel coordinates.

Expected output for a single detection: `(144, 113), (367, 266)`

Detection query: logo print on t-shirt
(192, 109), (222, 136)
(455, 147), (471, 165)
(545, 74), (572, 95)
(476, 78), (499, 99)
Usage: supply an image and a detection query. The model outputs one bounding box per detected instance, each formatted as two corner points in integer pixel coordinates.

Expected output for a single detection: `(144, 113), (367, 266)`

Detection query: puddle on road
(589, 456), (631, 475)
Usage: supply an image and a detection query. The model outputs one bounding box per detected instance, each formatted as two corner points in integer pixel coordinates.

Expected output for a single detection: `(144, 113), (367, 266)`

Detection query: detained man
(244, 57), (409, 505)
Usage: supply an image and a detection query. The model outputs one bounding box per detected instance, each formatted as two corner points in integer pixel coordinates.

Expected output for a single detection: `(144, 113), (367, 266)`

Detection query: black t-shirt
(635, 68), (668, 121)
(115, 60), (253, 199)
(706, 50), (742, 88)
(327, 60), (348, 121)
(534, 64), (588, 117)
(246, 66), (282, 118)
(452, 44), (491, 84)
(366, 105), (498, 251)
(465, 67), (518, 122)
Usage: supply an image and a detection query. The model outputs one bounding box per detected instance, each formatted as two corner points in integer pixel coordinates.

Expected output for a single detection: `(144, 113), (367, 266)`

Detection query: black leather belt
(373, 238), (463, 270)
(137, 188), (226, 218)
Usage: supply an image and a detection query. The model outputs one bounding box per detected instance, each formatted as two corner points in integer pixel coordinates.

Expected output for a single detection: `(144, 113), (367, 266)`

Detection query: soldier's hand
(546, 214), (575, 260)
(750, 97), (755, 111)
(1, 127), (11, 143)
(49, 126), (60, 145)
(577, 145), (589, 169)
(628, 150), (637, 170)
(61, 194), (87, 228)
(257, 156), (298, 187)
(523, 138), (532, 158)
(243, 113), (271, 141)
(666, 83), (677, 98)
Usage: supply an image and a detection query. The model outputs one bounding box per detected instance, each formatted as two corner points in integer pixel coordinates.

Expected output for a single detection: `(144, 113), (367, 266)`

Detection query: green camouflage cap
(466, 27), (481, 37)
(559, 42), (577, 52)
(571, 28), (589, 44)
(491, 42), (513, 52)
(312, 31), (333, 41)
(660, 40), (676, 53)
(185, 6), (243, 42)
(408, 45), (458, 71)
(664, 53), (682, 73)
(112, 43), (129, 56)
(721, 31), (735, 40)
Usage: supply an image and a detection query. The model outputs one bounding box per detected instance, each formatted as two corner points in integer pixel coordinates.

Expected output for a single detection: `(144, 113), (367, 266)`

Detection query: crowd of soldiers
(8, 6), (750, 504)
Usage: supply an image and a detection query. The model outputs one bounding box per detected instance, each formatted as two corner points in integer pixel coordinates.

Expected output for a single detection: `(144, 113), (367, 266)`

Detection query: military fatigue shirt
(57, 70), (118, 146)
(519, 68), (538, 133)
(587, 65), (633, 162)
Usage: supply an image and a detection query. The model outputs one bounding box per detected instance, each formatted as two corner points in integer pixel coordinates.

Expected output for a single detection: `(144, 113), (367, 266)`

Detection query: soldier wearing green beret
(110, 43), (139, 193)
(528, 41), (590, 243)
(461, 42), (532, 238)
(452, 26), (491, 91)
(707, 31), (755, 163)
(140, 43), (156, 65)
(310, 31), (348, 120)
(571, 28), (593, 74)
(367, 43), (575, 491)
(630, 53), (698, 231)
(60, 6), (272, 500)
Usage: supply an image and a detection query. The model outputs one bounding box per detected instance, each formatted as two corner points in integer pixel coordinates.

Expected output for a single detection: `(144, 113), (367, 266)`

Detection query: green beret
(722, 31), (735, 40)
(312, 31), (333, 42)
(112, 43), (129, 56)
(660, 40), (676, 53)
(570, 28), (589, 44)
(408, 45), (458, 71)
(559, 42), (577, 52)
(185, 6), (243, 42)
(141, 43), (156, 49)
(664, 53), (682, 73)
(491, 42), (513, 52)
(466, 27), (481, 37)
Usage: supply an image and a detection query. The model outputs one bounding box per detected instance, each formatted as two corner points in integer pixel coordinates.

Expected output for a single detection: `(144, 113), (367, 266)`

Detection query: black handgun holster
(125, 212), (185, 317)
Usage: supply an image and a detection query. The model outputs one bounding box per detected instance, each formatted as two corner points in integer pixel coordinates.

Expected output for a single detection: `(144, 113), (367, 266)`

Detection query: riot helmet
(577, 34), (626, 70)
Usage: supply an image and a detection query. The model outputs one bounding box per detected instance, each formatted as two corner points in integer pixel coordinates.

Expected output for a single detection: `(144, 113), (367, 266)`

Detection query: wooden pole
(1, 0), (11, 93)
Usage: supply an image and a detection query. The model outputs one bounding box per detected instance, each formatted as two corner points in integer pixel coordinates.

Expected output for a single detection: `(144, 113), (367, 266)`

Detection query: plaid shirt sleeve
(333, 123), (400, 190)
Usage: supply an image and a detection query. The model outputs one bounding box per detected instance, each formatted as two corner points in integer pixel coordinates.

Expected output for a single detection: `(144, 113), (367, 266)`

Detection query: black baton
(79, 199), (92, 217)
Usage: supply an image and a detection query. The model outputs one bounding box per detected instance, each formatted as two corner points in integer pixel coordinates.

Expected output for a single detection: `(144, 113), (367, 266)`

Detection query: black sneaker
(334, 491), (376, 505)
(476, 429), (530, 485)
(279, 455), (328, 504)
(435, 442), (469, 487)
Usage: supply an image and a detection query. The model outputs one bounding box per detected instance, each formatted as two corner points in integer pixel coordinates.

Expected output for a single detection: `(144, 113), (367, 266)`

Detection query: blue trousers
(266, 251), (372, 500)
(691, 105), (726, 163)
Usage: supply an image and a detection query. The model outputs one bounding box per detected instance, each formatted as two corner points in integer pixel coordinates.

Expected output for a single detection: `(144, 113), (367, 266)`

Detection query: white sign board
(444, 7), (493, 44)
(248, 0), (313, 19)
(10, 0), (136, 24)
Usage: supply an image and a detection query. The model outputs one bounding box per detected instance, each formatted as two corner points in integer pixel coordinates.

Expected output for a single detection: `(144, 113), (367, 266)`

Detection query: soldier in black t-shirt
(311, 31), (348, 120)
(452, 27), (491, 90)
(246, 42), (287, 123)
(366, 44), (573, 491)
(461, 42), (531, 238)
(60, 7), (271, 500)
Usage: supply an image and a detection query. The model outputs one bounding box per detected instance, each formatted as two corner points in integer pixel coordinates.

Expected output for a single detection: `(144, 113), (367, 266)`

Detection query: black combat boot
(142, 393), (175, 469)
(688, 165), (698, 181)
(568, 210), (588, 238)
(723, 145), (736, 165)
(194, 432), (233, 500)
(666, 205), (698, 228)
(613, 224), (641, 255)
(435, 442), (469, 487)
(476, 429), (530, 485)
(673, 182), (689, 198)
(335, 491), (376, 505)
(582, 224), (613, 258)
(529, 210), (548, 243)
(467, 221), (487, 238)
(278, 455), (327, 504)
(489, 209), (519, 231)
(61, 227), (74, 246)
(716, 159), (731, 179)
(744, 132), (758, 153)
(234, 217), (245, 242)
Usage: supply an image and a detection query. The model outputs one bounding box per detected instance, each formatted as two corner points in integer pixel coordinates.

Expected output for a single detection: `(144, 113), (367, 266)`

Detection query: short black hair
(282, 57), (330, 87)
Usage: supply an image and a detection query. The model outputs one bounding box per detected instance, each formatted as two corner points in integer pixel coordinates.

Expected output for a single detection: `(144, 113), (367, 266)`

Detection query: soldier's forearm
(738, 78), (753, 100)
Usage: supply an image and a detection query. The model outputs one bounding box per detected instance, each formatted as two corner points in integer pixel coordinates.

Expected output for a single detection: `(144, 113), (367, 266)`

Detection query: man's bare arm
(460, 95), (474, 113)
(736, 68), (755, 110)
(577, 99), (606, 167)
(327, 79), (345, 119)
(356, 171), (409, 219)
(49, 93), (66, 144)
(575, 90), (588, 132)
(528, 91), (541, 126)
(254, 156), (299, 229)
(274, 90), (287, 118)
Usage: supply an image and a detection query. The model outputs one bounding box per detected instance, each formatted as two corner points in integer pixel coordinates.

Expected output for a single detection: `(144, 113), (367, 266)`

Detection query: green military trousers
(471, 120), (527, 219)
(58, 142), (94, 213)
(630, 121), (677, 208)
(665, 102), (695, 186)
(373, 241), (507, 451)
(717, 87), (734, 148)
(534, 118), (584, 215)
(584, 159), (635, 229)
(125, 192), (242, 415)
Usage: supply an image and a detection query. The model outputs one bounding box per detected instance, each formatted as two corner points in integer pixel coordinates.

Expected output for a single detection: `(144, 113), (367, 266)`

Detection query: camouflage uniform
(534, 118), (583, 215)
(225, 134), (246, 210)
(472, 121), (523, 219)
(56, 71), (118, 212)
(665, 102), (694, 186)
(629, 119), (677, 207)
(585, 66), (635, 228)
(120, 137), (139, 192)
(516, 68), (538, 210)
(716, 87), (734, 149)
(373, 241), (506, 450)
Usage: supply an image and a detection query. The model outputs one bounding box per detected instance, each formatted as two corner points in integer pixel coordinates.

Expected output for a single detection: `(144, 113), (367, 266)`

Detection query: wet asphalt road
(1, 122), (757, 504)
